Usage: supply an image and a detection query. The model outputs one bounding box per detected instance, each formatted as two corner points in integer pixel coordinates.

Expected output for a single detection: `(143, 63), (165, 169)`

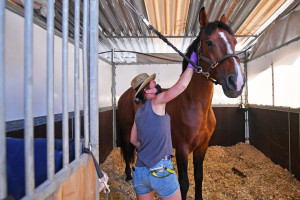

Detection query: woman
(130, 52), (198, 200)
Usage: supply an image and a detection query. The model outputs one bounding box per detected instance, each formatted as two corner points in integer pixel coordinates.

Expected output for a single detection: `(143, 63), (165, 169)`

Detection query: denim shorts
(132, 159), (179, 198)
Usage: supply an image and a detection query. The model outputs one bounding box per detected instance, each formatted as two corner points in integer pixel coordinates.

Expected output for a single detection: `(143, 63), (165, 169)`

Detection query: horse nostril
(227, 75), (237, 90)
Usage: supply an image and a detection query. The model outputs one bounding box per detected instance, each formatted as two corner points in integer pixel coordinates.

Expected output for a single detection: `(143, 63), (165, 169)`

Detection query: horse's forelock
(204, 21), (234, 36)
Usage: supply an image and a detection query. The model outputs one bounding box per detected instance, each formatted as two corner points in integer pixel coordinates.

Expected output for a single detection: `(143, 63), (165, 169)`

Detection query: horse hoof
(126, 179), (133, 185)
(125, 175), (132, 181)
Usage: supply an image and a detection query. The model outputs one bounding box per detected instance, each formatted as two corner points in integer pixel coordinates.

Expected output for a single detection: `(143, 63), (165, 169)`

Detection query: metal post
(244, 50), (249, 144)
(245, 111), (249, 144)
(89, 0), (99, 154)
(271, 63), (274, 106)
(89, 0), (99, 198)
(0, 0), (7, 198)
(111, 49), (117, 148)
(24, 0), (35, 196)
(62, 0), (69, 167)
(74, 0), (80, 159)
(47, 0), (55, 181)
(288, 112), (291, 172)
(83, 0), (89, 149)
(244, 50), (248, 104)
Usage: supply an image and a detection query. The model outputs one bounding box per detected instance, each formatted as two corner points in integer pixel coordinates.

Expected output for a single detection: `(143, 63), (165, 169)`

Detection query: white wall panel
(116, 63), (243, 105)
(116, 64), (182, 101)
(4, 10), (111, 121)
(98, 60), (112, 107)
(248, 61), (273, 105)
(212, 85), (242, 105)
(248, 39), (300, 108)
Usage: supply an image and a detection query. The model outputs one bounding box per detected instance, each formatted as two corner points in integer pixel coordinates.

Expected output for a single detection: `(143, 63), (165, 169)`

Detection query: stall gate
(0, 0), (101, 199)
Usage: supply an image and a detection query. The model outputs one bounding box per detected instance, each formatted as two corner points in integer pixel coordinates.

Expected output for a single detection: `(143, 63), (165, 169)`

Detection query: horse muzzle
(221, 73), (245, 98)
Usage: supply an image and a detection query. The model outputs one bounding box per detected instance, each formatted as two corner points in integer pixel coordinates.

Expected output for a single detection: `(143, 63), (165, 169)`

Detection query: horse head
(185, 7), (245, 98)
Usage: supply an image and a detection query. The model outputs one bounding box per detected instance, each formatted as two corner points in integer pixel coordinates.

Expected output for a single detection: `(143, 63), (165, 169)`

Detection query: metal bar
(244, 50), (250, 144)
(89, 0), (99, 155)
(111, 49), (116, 148)
(89, 0), (99, 198)
(24, 0), (35, 196)
(288, 112), (291, 172)
(245, 110), (250, 144)
(244, 50), (248, 104)
(62, 0), (69, 167)
(249, 36), (300, 61)
(248, 104), (300, 114)
(271, 63), (275, 106)
(47, 0), (55, 181)
(74, 0), (80, 159)
(104, 35), (257, 39)
(82, 0), (89, 149)
(0, 0), (7, 198)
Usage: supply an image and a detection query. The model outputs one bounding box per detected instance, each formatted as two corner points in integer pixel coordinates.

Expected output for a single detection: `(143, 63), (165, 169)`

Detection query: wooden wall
(46, 158), (96, 200)
(249, 107), (300, 180)
(209, 107), (245, 146)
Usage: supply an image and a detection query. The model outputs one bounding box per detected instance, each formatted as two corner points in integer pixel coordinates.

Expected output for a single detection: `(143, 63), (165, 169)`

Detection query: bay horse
(117, 8), (245, 200)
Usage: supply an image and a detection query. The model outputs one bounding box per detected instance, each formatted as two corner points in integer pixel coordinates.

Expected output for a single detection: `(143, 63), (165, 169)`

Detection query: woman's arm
(154, 56), (195, 105)
(130, 121), (140, 148)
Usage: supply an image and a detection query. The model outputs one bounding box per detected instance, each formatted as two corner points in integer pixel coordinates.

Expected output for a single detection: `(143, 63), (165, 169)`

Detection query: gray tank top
(134, 99), (173, 168)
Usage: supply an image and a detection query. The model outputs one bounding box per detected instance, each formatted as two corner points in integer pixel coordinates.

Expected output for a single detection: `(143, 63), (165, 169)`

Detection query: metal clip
(212, 62), (218, 69)
(196, 67), (203, 73)
(150, 165), (164, 173)
(203, 72), (210, 79)
(99, 178), (110, 193)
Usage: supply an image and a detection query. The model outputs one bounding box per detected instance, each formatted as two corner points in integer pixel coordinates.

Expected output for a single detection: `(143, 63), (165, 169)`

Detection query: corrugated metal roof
(6, 0), (300, 64)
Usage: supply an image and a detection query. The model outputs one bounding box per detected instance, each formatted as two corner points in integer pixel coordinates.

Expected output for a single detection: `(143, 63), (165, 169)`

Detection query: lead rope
(123, 0), (208, 76)
(83, 147), (130, 200)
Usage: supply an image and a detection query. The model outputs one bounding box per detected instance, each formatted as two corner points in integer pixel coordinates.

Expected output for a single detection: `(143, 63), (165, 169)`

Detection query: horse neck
(183, 73), (214, 108)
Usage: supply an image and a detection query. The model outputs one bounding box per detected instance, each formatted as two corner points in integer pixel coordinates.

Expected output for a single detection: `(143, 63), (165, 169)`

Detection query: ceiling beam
(104, 35), (258, 39)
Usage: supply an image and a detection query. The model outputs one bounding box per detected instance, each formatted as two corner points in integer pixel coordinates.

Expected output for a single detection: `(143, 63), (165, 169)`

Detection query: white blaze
(218, 32), (244, 91)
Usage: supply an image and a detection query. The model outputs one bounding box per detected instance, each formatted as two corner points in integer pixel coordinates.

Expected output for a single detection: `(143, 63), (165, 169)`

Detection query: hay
(100, 143), (300, 200)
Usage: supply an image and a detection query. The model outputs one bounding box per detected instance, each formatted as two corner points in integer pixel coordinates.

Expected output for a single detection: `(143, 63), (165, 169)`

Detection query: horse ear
(199, 7), (208, 28)
(220, 14), (227, 24)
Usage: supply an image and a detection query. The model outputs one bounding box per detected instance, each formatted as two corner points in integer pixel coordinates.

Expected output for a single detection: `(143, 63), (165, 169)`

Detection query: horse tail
(119, 128), (136, 164)
(117, 88), (136, 165)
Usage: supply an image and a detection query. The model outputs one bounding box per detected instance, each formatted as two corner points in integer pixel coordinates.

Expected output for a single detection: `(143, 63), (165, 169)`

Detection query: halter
(123, 0), (240, 85)
(196, 30), (240, 84)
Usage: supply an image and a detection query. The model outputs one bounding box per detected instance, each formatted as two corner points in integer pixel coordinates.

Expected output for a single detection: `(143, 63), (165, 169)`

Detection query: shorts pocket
(150, 172), (179, 197)
(149, 160), (175, 190)
(149, 172), (169, 190)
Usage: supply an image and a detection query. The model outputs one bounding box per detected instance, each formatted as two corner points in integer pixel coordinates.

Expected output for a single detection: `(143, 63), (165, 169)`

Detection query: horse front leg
(176, 149), (189, 200)
(193, 147), (208, 200)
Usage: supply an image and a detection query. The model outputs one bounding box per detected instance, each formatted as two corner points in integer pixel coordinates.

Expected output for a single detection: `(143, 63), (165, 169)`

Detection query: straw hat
(131, 73), (156, 97)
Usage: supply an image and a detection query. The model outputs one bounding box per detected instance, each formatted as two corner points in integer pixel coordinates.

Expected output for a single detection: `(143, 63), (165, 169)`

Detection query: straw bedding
(100, 143), (300, 200)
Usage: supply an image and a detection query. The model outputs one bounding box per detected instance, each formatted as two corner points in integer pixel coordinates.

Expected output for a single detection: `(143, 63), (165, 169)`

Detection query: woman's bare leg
(136, 191), (155, 200)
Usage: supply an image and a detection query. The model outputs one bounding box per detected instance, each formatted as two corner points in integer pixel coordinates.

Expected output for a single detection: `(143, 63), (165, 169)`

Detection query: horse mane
(182, 21), (234, 72)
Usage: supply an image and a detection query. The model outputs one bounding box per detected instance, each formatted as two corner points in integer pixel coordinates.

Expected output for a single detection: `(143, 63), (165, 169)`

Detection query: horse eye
(206, 40), (214, 48)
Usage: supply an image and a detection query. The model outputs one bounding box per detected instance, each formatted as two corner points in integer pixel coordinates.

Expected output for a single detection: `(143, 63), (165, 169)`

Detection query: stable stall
(1, 0), (300, 199)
